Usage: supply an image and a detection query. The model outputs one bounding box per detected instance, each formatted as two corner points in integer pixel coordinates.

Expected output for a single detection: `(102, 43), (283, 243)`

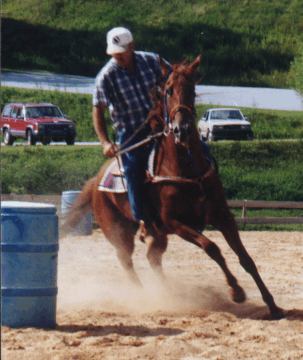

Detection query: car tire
(65, 136), (75, 145)
(27, 129), (37, 145)
(41, 137), (51, 145)
(3, 129), (15, 146)
(198, 127), (203, 140)
(198, 128), (207, 141)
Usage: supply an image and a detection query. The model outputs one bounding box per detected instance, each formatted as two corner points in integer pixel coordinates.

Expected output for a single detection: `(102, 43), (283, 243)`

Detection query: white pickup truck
(197, 108), (254, 141)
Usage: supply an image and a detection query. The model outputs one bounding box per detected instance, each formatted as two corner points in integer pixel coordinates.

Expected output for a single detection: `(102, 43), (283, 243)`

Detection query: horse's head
(162, 55), (201, 145)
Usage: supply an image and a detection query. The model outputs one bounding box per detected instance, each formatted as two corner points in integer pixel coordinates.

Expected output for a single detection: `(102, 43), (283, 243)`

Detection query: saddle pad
(98, 148), (156, 193)
(98, 158), (127, 193)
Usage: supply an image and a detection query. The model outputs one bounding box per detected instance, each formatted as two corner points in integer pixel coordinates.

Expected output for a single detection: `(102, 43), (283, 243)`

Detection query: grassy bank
(1, 141), (302, 201)
(2, 87), (303, 142)
(3, 0), (303, 89)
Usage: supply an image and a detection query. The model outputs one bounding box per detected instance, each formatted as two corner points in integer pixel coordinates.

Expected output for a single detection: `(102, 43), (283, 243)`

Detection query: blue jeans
(117, 127), (152, 222)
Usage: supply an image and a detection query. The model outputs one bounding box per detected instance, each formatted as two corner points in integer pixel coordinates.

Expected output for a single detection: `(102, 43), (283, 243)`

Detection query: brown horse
(67, 56), (284, 319)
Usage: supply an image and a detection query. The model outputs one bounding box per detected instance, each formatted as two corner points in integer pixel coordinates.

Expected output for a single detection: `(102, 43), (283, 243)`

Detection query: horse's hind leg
(217, 215), (284, 319)
(168, 220), (246, 303)
(93, 194), (142, 286)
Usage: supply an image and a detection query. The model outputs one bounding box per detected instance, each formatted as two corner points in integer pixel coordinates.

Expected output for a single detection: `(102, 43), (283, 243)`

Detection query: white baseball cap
(106, 27), (133, 55)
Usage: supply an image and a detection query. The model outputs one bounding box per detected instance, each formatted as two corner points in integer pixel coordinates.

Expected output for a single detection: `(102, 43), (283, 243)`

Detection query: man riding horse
(93, 27), (171, 237)
(68, 39), (284, 319)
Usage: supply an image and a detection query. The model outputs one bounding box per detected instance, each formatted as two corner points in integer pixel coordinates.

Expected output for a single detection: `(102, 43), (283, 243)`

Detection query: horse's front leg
(215, 215), (284, 319)
(145, 231), (168, 282)
(166, 219), (246, 304)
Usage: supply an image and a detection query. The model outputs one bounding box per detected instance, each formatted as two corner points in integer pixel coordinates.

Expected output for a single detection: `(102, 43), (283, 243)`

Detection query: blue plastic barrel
(1, 201), (58, 328)
(61, 190), (92, 236)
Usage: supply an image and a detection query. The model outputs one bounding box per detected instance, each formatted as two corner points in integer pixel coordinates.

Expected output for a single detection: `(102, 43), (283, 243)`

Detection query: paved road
(2, 71), (303, 111)
(1, 141), (100, 146)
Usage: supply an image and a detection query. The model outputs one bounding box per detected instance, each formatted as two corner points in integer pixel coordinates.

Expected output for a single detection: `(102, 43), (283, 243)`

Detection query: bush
(1, 146), (104, 194)
(289, 42), (303, 95)
(212, 141), (303, 201)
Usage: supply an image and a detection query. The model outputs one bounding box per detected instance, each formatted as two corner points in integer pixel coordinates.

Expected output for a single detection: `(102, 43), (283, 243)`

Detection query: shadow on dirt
(56, 323), (184, 337)
(166, 282), (303, 321)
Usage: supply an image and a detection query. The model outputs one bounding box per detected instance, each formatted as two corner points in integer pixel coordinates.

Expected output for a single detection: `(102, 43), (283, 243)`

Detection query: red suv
(0, 103), (76, 145)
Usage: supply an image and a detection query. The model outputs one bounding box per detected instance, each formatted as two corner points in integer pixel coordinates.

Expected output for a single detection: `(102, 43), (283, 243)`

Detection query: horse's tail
(62, 176), (96, 234)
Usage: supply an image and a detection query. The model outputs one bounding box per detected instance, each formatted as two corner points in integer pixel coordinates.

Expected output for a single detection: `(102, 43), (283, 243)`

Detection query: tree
(289, 42), (303, 95)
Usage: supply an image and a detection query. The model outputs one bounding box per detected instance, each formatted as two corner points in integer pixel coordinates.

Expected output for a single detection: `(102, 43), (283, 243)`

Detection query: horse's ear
(189, 55), (202, 72)
(160, 57), (170, 78)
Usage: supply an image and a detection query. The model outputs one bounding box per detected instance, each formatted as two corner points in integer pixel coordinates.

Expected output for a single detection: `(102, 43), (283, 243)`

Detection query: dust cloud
(3, 230), (302, 360)
(58, 230), (213, 314)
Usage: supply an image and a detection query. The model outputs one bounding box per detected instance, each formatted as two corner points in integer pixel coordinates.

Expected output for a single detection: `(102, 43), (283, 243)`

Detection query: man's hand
(93, 105), (117, 157)
(102, 140), (118, 158)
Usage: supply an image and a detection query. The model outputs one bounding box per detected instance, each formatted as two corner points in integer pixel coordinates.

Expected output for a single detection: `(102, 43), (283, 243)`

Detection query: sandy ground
(2, 230), (303, 360)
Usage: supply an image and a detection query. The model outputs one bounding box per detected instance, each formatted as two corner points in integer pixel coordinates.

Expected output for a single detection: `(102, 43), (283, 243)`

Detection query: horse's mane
(147, 86), (165, 131)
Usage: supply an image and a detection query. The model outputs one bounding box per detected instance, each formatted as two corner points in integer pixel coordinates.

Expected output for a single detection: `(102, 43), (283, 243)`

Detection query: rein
(115, 88), (194, 155)
(115, 131), (163, 156)
(117, 114), (153, 151)
(114, 103), (194, 156)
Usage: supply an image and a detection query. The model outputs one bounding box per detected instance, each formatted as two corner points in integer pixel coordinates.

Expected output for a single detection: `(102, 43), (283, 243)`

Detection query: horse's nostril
(173, 126), (180, 134)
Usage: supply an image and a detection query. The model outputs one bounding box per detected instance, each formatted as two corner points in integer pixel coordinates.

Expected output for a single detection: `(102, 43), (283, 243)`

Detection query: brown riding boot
(138, 220), (148, 242)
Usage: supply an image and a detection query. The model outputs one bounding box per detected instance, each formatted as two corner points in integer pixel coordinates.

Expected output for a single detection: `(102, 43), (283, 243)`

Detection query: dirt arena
(2, 230), (303, 360)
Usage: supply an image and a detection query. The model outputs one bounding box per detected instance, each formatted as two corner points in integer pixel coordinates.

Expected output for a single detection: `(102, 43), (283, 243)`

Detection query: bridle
(163, 85), (196, 144)
(150, 74), (215, 186)
(168, 104), (194, 122)
(115, 80), (196, 154)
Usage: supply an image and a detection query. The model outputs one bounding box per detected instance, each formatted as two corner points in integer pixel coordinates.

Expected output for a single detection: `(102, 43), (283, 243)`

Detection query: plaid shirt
(93, 51), (170, 135)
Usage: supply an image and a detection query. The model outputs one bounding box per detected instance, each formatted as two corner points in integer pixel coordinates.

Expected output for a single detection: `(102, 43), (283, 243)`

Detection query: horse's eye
(166, 87), (173, 96)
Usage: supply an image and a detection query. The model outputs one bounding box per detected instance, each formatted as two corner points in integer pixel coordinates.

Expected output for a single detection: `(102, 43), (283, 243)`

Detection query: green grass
(2, 0), (303, 90)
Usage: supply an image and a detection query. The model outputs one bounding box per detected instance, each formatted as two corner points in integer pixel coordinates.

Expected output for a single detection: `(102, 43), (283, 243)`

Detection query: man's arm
(92, 104), (117, 157)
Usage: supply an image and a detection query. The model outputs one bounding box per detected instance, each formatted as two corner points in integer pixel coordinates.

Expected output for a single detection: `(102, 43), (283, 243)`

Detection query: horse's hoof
(271, 307), (285, 320)
(231, 286), (246, 303)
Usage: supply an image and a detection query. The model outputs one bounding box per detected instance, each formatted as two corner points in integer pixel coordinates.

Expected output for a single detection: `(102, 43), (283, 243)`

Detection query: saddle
(98, 149), (156, 193)
(98, 146), (215, 193)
